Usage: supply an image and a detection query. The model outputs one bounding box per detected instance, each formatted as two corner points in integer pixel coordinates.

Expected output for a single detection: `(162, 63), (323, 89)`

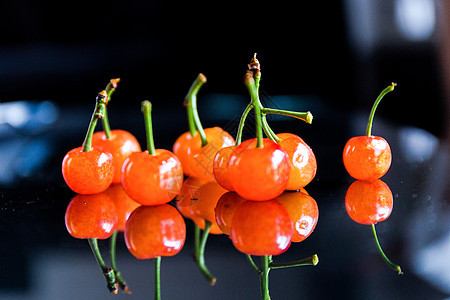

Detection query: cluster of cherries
(343, 82), (402, 275)
(61, 55), (402, 299)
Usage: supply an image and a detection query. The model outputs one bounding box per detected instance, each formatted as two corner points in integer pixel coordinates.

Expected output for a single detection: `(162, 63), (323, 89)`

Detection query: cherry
(104, 183), (141, 232)
(62, 91), (114, 194)
(65, 192), (119, 293)
(228, 138), (291, 201)
(121, 101), (183, 206)
(275, 191), (318, 243)
(214, 191), (246, 235)
(230, 200), (293, 256)
(213, 146), (235, 191)
(343, 83), (396, 180)
(276, 133), (317, 191)
(345, 179), (402, 274)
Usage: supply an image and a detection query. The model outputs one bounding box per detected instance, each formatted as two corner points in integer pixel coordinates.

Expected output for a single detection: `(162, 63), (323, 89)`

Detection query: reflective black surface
(0, 95), (448, 299)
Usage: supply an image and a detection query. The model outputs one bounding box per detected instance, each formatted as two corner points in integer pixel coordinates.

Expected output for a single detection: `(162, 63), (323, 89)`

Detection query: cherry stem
(245, 72), (264, 148)
(370, 224), (403, 275)
(262, 108), (313, 124)
(262, 115), (281, 143)
(87, 238), (118, 294)
(82, 91), (108, 152)
(269, 254), (319, 269)
(260, 255), (271, 300)
(365, 82), (396, 137)
(184, 74), (208, 146)
(193, 222), (217, 285)
(154, 256), (161, 300)
(109, 230), (131, 293)
(101, 78), (120, 139)
(235, 103), (254, 146)
(141, 100), (156, 155)
(245, 254), (262, 274)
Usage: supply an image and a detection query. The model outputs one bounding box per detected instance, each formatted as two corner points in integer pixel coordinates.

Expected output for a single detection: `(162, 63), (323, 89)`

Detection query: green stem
(365, 82), (396, 137)
(245, 73), (264, 148)
(154, 256), (161, 300)
(109, 230), (130, 293)
(88, 238), (118, 294)
(184, 74), (208, 146)
(370, 224), (403, 275)
(235, 103), (254, 146)
(261, 108), (313, 124)
(141, 100), (156, 155)
(262, 115), (281, 143)
(101, 78), (120, 139)
(269, 254), (319, 269)
(194, 221), (216, 285)
(260, 256), (271, 300)
(246, 254), (262, 274)
(82, 91), (108, 152)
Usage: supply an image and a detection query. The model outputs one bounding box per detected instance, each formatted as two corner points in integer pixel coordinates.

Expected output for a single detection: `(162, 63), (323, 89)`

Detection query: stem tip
(198, 73), (207, 84)
(312, 254), (319, 266)
(141, 100), (152, 114)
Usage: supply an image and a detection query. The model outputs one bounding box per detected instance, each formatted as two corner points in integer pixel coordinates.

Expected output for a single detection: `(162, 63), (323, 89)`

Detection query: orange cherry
(92, 130), (141, 183)
(104, 184), (141, 232)
(124, 205), (186, 259)
(345, 179), (393, 225)
(277, 133), (317, 190)
(275, 191), (318, 242)
(65, 193), (118, 239)
(213, 146), (235, 191)
(173, 131), (196, 176)
(214, 192), (246, 235)
(230, 200), (293, 256)
(228, 138), (290, 201)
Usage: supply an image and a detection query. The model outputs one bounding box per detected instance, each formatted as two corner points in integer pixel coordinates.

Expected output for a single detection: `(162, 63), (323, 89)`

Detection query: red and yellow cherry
(213, 146), (235, 191)
(275, 191), (318, 242)
(214, 192), (246, 235)
(92, 130), (141, 183)
(343, 83), (396, 180)
(104, 184), (141, 232)
(230, 200), (293, 256)
(345, 179), (393, 225)
(121, 101), (183, 206)
(276, 133), (317, 190)
(65, 193), (118, 239)
(124, 204), (186, 259)
(62, 91), (114, 194)
(228, 138), (291, 201)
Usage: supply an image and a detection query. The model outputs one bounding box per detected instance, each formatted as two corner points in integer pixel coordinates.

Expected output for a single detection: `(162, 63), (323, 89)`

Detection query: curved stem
(246, 254), (262, 274)
(109, 230), (130, 293)
(245, 73), (264, 148)
(154, 256), (161, 300)
(235, 103), (254, 146)
(366, 82), (396, 137)
(82, 90), (108, 152)
(261, 108), (313, 124)
(262, 115), (281, 143)
(87, 238), (118, 294)
(260, 256), (271, 300)
(101, 78), (120, 139)
(194, 221), (216, 285)
(141, 101), (156, 155)
(269, 254), (319, 269)
(184, 74), (208, 146)
(370, 224), (403, 275)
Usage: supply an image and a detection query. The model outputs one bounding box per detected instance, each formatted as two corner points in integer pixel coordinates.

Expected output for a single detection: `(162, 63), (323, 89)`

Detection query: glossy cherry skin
(277, 133), (317, 190)
(173, 131), (196, 176)
(65, 193), (118, 239)
(62, 146), (114, 194)
(345, 179), (393, 225)
(125, 205), (186, 259)
(187, 127), (235, 183)
(231, 200), (293, 256)
(176, 178), (225, 234)
(343, 136), (392, 180)
(228, 138), (290, 201)
(104, 184), (141, 232)
(275, 191), (318, 242)
(121, 149), (183, 206)
(214, 192), (246, 235)
(213, 146), (235, 191)
(92, 130), (141, 183)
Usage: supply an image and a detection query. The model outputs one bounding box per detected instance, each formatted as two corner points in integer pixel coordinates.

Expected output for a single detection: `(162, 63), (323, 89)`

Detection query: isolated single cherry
(343, 83), (396, 180)
(62, 91), (114, 194)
